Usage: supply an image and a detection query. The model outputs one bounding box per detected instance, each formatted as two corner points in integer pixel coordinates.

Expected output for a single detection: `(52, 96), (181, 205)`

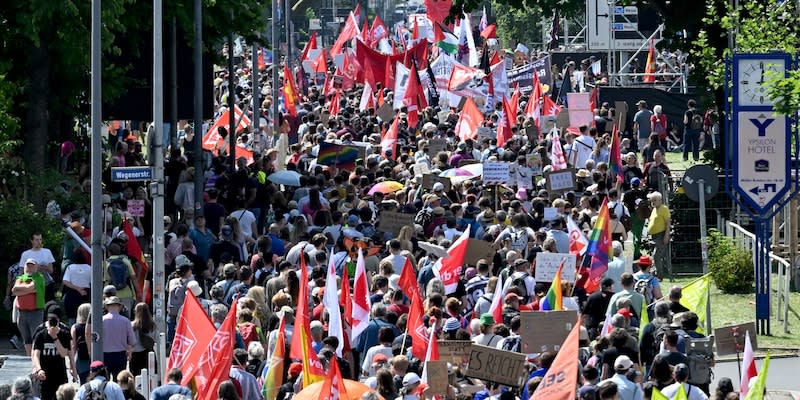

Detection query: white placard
(534, 252), (577, 283)
(483, 162), (510, 184)
(543, 207), (559, 221)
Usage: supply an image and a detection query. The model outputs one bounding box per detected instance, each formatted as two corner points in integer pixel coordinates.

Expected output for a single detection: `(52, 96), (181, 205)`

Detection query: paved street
(712, 356), (800, 394)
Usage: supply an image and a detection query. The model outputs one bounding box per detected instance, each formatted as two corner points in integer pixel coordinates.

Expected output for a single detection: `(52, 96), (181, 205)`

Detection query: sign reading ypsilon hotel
(734, 111), (790, 213)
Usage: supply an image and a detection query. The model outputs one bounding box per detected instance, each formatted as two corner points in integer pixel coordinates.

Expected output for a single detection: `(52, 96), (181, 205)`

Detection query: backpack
(107, 257), (130, 291)
(511, 273), (531, 303)
(634, 275), (656, 304)
(635, 198), (652, 220)
(167, 279), (189, 317)
(690, 110), (704, 130)
(501, 336), (521, 353)
(414, 208), (432, 229)
(508, 228), (529, 253)
(83, 380), (109, 400)
(138, 330), (155, 352)
(238, 322), (259, 349)
(683, 334), (714, 385)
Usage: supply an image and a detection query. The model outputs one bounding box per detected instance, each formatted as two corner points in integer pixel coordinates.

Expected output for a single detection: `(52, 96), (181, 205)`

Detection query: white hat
(614, 355), (633, 370)
(433, 182), (445, 192)
(187, 280), (202, 297)
(515, 43), (529, 55)
(403, 372), (421, 386)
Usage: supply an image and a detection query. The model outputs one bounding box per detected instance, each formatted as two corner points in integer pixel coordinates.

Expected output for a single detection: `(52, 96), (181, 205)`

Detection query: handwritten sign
(422, 174), (452, 191)
(544, 169), (575, 192)
(466, 344), (528, 387)
(438, 340), (472, 367)
(477, 127), (494, 142)
(483, 162), (510, 184)
(714, 322), (757, 356)
(464, 239), (496, 266)
(426, 360), (450, 395)
(534, 252), (577, 283)
(127, 199), (145, 217)
(412, 163), (430, 177)
(543, 207), (558, 221)
(428, 138), (448, 156)
(520, 310), (578, 354)
(379, 211), (415, 236)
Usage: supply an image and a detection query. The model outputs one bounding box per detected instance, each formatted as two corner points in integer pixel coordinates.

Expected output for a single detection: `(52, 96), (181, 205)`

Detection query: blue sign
(111, 166), (153, 182)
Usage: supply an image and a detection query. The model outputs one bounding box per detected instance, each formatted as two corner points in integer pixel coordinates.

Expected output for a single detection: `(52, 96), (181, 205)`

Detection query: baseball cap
(372, 353), (389, 365)
(90, 361), (106, 372)
(631, 177), (641, 187)
(638, 256), (652, 266)
(103, 285), (117, 296)
(433, 182), (445, 192)
(175, 254), (193, 271)
(614, 355), (633, 370)
(617, 308), (633, 319)
(504, 292), (521, 303)
(403, 372), (421, 386)
(25, 258), (37, 265)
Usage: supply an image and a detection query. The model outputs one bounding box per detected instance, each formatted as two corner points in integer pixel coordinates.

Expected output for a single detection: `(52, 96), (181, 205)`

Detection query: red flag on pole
(167, 291), (216, 385)
(122, 220), (149, 302)
(480, 24), (497, 39)
(433, 227), (470, 294)
(455, 97), (484, 141)
(351, 249), (371, 345)
(380, 117), (399, 160)
(331, 11), (360, 56)
(300, 32), (318, 62)
(407, 292), (428, 361)
(643, 39), (657, 83)
(402, 63), (427, 128)
(312, 50), (328, 74)
(318, 355), (349, 400)
(195, 298), (238, 400)
(283, 64), (298, 117)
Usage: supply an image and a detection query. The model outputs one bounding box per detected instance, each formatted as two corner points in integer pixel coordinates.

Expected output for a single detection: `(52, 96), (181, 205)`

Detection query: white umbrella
(267, 170), (302, 186)
(460, 163), (483, 176)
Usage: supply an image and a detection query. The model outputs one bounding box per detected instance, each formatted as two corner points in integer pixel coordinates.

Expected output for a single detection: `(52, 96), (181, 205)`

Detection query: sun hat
(479, 313), (496, 326)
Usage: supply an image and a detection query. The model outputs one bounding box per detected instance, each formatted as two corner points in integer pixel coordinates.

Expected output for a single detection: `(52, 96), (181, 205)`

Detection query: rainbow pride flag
(317, 141), (361, 169)
(261, 317), (286, 400)
(540, 261), (564, 311)
(586, 198), (612, 282)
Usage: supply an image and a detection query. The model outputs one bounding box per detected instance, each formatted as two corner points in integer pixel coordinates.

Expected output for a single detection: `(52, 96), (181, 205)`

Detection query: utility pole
(193, 0), (204, 214)
(170, 18), (178, 153)
(272, 0), (280, 148)
(90, 0), (104, 362)
(227, 29), (236, 172)
(252, 43), (260, 132)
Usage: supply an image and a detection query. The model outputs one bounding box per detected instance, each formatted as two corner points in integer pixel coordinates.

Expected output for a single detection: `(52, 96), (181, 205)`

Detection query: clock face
(737, 58), (786, 107)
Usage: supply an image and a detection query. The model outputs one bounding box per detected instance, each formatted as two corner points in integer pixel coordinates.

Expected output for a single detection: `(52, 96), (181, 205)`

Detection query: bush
(707, 228), (754, 293)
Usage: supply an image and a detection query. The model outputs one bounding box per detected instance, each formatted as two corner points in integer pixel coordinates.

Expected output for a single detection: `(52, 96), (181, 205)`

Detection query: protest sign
(464, 239), (495, 266)
(556, 110), (571, 129)
(543, 207), (558, 221)
(483, 162), (510, 184)
(411, 163), (431, 176)
(422, 174), (452, 191)
(567, 93), (594, 128)
(477, 127), (493, 142)
(527, 153), (543, 176)
(127, 200), (145, 217)
(376, 103), (395, 123)
(425, 361), (450, 395)
(428, 138), (448, 156)
(437, 340), (472, 367)
(465, 345), (527, 387)
(714, 322), (757, 356)
(534, 253), (577, 283)
(615, 101), (629, 131)
(544, 169), (575, 192)
(379, 211), (416, 236)
(520, 310), (578, 354)
(530, 317), (580, 400)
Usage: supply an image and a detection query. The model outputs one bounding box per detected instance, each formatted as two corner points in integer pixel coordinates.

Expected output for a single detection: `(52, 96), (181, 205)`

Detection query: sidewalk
(0, 335), (32, 385)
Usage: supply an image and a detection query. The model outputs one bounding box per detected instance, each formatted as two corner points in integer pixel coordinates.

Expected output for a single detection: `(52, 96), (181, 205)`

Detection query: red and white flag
(525, 73), (542, 123)
(567, 216), (588, 256)
(359, 81), (375, 112)
(488, 276), (510, 325)
(542, 94), (562, 116)
(300, 32), (317, 62)
(740, 330), (758, 398)
(202, 106), (251, 154)
(550, 128), (568, 170)
(323, 250), (344, 356)
(350, 249), (371, 345)
(195, 297), (237, 400)
(370, 16), (389, 45)
(381, 117), (399, 160)
(331, 11), (360, 56)
(167, 291), (216, 385)
(433, 226), (470, 294)
(319, 356), (349, 400)
(407, 290), (428, 361)
(402, 63), (427, 128)
(455, 97), (484, 141)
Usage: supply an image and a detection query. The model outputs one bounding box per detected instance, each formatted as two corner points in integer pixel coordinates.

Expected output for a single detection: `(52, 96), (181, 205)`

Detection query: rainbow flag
(609, 124), (624, 184)
(585, 198), (612, 282)
(317, 141), (361, 169)
(540, 261), (564, 311)
(261, 317), (286, 400)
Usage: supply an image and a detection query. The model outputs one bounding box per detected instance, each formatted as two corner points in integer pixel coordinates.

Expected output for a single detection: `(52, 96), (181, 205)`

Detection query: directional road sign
(733, 111), (791, 214)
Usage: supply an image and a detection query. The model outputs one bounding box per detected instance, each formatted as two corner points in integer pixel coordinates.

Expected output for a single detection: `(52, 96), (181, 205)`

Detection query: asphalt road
(712, 356), (800, 392)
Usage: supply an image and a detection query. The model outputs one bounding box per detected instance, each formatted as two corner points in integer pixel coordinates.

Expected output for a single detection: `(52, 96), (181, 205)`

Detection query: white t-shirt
(573, 134), (596, 169)
(63, 263), (92, 288)
(229, 209), (257, 239)
(19, 248), (56, 283)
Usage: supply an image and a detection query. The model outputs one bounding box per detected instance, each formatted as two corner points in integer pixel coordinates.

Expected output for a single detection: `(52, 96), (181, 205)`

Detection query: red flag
(402, 63), (427, 128)
(530, 318), (581, 400)
(201, 106), (251, 155)
(384, 56), (393, 90)
(167, 290), (216, 385)
(740, 330), (758, 397)
(480, 23), (497, 39)
(376, 88), (385, 107)
(122, 220), (149, 302)
(329, 91), (341, 116)
(425, 0), (453, 25)
(341, 50), (362, 90)
(351, 249), (371, 345)
(510, 83), (521, 117)
(434, 227), (470, 294)
(331, 11), (360, 56)
(290, 255), (326, 386)
(412, 18), (420, 42)
(195, 298), (237, 400)
(283, 64), (298, 117)
(361, 54), (376, 90)
(312, 50), (328, 74)
(455, 97), (484, 141)
(381, 117), (399, 160)
(589, 86), (599, 115)
(258, 49), (266, 70)
(525, 73), (542, 123)
(643, 39), (656, 83)
(339, 269), (353, 353)
(407, 292), (428, 361)
(370, 16), (389, 45)
(542, 94), (562, 116)
(359, 82), (375, 112)
(609, 124), (624, 183)
(319, 354), (349, 400)
(496, 96), (513, 148)
(398, 258), (419, 300)
(300, 32), (318, 62)
(361, 19), (370, 44)
(550, 130), (568, 170)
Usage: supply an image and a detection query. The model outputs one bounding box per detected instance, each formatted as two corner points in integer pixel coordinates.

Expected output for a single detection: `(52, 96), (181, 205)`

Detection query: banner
(431, 53), (462, 107)
(509, 57), (553, 95)
(356, 39), (428, 90)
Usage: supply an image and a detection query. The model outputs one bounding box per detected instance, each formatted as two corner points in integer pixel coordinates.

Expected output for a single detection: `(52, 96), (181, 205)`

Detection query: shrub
(706, 228), (754, 293)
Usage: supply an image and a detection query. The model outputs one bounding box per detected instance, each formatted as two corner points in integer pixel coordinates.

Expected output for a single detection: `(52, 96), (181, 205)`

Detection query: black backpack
(83, 380), (109, 400)
(511, 273), (531, 304)
(690, 109), (704, 130)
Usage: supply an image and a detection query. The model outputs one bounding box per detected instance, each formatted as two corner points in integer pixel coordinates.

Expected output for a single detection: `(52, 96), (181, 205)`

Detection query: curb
(716, 350), (799, 363)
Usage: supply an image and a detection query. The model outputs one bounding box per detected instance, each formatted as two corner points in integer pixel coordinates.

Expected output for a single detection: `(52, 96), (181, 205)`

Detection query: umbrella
(368, 180), (403, 195)
(293, 379), (382, 400)
(439, 168), (475, 178)
(267, 170), (302, 186)
(460, 163), (483, 176)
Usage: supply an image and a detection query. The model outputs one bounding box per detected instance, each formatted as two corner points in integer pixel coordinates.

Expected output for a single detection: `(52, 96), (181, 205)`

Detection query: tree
(493, 2), (542, 49)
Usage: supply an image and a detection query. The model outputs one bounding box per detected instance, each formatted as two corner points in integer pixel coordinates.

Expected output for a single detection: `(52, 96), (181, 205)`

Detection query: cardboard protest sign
(437, 340), (472, 367)
(411, 163), (431, 176)
(422, 174), (452, 191)
(425, 361), (450, 395)
(477, 127), (493, 142)
(464, 239), (495, 266)
(483, 162), (510, 184)
(714, 322), (757, 356)
(534, 253), (577, 283)
(556, 110), (571, 129)
(544, 169), (575, 192)
(520, 310), (578, 354)
(465, 344), (528, 387)
(428, 138), (448, 156)
(530, 316), (580, 400)
(458, 159), (481, 167)
(376, 103), (395, 123)
(127, 200), (145, 217)
(379, 211), (416, 236)
(527, 153), (543, 176)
